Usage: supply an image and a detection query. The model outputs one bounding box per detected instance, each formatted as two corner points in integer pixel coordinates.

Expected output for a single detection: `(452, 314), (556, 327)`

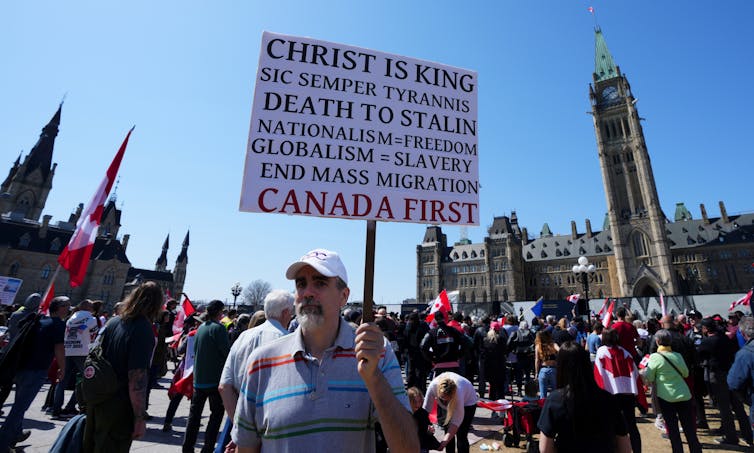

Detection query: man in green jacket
(183, 300), (230, 453)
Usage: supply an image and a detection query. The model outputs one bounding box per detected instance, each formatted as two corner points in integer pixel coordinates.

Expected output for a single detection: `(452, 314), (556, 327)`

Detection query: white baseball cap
(285, 248), (349, 286)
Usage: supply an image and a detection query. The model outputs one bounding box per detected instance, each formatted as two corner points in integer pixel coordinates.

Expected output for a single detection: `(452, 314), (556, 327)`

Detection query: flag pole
(361, 220), (377, 323)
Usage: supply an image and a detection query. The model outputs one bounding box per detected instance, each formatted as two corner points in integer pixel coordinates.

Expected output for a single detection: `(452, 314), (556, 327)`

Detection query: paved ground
(2, 370), (752, 452)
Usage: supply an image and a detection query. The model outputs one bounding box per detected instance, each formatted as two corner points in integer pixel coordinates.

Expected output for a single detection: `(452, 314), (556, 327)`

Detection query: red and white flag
(182, 293), (196, 317)
(659, 292), (667, 316)
(729, 289), (753, 312)
(58, 128), (132, 287)
(602, 299), (616, 327)
(38, 283), (55, 315)
(425, 289), (451, 323)
(596, 297), (609, 317)
(566, 294), (581, 304)
(588, 6), (594, 14)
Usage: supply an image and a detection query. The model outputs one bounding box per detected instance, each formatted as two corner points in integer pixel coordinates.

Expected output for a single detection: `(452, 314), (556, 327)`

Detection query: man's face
(294, 265), (349, 330)
(55, 303), (71, 318)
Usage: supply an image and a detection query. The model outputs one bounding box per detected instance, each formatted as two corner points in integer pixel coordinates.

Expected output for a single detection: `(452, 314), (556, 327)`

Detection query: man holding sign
(232, 248), (418, 453)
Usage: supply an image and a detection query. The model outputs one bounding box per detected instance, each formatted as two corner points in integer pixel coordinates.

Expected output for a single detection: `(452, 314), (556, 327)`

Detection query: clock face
(602, 86), (619, 101)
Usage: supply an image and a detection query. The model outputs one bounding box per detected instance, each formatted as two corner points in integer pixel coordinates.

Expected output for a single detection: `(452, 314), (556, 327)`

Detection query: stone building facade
(417, 28), (754, 308)
(0, 104), (188, 309)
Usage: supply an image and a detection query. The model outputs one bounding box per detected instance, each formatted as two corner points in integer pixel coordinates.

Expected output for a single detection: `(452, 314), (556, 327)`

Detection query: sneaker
(61, 407), (79, 416)
(51, 411), (73, 420)
(654, 416), (666, 431)
(713, 437), (739, 446)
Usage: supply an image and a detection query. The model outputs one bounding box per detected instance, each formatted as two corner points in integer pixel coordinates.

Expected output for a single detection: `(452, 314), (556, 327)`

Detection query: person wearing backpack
(0, 296), (70, 453)
(507, 321), (535, 396)
(420, 311), (469, 377)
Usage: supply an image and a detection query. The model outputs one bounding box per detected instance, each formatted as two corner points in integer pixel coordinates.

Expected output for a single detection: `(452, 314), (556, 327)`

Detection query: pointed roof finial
(109, 176), (120, 203)
(594, 27), (619, 82)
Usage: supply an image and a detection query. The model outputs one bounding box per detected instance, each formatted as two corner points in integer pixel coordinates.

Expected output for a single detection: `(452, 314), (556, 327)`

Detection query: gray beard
(297, 301), (325, 330)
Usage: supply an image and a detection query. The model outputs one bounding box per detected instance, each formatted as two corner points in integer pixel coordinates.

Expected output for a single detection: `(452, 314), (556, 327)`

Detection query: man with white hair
(219, 289), (295, 419)
(232, 248), (418, 453)
(218, 289), (294, 451)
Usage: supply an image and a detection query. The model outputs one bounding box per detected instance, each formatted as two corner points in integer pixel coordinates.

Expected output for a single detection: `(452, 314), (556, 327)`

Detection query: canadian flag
(425, 289), (451, 323)
(58, 128), (132, 287)
(602, 299), (616, 327)
(566, 294), (581, 304)
(729, 289), (753, 312)
(38, 283), (55, 315)
(596, 297), (609, 317)
(182, 293), (196, 317)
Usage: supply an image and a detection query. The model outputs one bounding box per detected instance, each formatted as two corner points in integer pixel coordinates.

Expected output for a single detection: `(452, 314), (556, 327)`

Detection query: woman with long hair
(537, 341), (631, 453)
(423, 372), (478, 453)
(534, 330), (559, 398)
(480, 321), (507, 400)
(594, 328), (642, 453)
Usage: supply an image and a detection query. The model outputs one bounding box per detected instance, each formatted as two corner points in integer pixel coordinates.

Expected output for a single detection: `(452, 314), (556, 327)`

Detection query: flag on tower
(588, 6), (595, 14)
(58, 128), (133, 287)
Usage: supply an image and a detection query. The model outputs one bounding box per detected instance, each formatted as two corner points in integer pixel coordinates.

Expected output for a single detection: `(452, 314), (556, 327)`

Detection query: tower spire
(155, 233), (169, 271)
(594, 27), (619, 82)
(177, 230), (189, 263)
(24, 102), (62, 181)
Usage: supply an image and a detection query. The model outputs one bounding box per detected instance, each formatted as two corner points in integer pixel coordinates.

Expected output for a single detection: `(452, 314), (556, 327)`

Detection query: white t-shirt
(64, 310), (99, 356)
(423, 371), (478, 427)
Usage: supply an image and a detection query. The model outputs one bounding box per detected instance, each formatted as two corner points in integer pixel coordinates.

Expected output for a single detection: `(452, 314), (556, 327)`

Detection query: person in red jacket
(611, 306), (639, 361)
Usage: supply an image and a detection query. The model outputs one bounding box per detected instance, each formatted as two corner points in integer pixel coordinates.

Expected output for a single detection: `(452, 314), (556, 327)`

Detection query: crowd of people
(0, 252), (753, 453)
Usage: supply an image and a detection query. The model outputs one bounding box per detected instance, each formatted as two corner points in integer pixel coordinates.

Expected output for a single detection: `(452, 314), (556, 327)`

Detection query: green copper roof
(674, 202), (693, 222)
(594, 28), (618, 81)
(540, 223), (552, 237)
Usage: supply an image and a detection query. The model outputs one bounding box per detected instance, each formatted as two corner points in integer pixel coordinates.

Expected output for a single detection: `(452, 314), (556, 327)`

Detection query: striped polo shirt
(232, 318), (409, 452)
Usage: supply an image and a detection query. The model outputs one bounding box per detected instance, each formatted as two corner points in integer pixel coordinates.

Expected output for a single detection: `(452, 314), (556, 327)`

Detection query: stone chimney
(521, 227), (529, 246)
(700, 203), (709, 224)
(39, 214), (52, 238)
(719, 201), (729, 223)
(571, 221), (578, 239)
(585, 219), (593, 238)
(122, 234), (130, 252)
(69, 203), (84, 224)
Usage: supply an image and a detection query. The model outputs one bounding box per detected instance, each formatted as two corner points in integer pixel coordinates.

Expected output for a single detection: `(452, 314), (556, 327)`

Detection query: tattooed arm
(128, 368), (149, 439)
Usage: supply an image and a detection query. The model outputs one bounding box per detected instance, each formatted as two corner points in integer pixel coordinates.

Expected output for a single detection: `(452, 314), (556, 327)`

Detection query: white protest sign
(240, 32), (479, 225)
(0, 276), (23, 306)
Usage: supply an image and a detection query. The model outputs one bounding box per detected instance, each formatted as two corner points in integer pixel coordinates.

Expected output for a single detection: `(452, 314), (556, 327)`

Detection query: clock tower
(589, 27), (679, 297)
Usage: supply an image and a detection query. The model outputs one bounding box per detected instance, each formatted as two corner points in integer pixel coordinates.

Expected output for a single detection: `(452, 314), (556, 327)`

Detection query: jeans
(538, 366), (556, 399)
(182, 387), (224, 453)
(615, 393), (641, 453)
(53, 355), (85, 412)
(0, 368), (48, 451)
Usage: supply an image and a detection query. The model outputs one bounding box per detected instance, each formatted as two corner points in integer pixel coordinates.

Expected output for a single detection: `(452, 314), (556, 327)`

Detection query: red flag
(182, 293), (196, 317)
(588, 6), (594, 14)
(566, 294), (580, 304)
(425, 289), (451, 323)
(729, 289), (753, 312)
(58, 129), (132, 286)
(38, 283), (55, 314)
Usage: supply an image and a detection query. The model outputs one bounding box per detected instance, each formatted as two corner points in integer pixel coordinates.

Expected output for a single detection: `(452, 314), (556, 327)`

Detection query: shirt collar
(290, 317), (354, 358)
(657, 345), (672, 352)
(264, 317), (288, 335)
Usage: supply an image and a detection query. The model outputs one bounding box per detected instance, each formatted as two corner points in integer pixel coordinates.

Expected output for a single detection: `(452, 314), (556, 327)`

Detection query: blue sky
(2, 1), (753, 305)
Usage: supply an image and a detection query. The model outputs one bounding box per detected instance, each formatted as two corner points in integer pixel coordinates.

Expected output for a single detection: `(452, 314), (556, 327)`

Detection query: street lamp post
(572, 256), (596, 317)
(231, 282), (242, 309)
